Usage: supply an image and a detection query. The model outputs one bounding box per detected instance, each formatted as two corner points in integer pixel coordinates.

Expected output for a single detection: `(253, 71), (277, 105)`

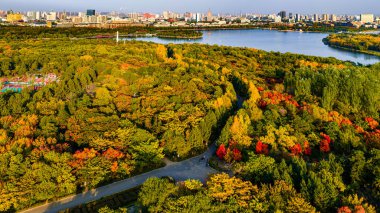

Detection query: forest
(135, 43), (380, 212)
(0, 36), (236, 211)
(324, 33), (380, 56)
(0, 27), (380, 212)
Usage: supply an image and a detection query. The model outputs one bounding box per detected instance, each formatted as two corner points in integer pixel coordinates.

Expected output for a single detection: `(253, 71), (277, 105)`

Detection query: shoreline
(157, 35), (203, 39)
(326, 44), (380, 57)
(323, 34), (380, 58)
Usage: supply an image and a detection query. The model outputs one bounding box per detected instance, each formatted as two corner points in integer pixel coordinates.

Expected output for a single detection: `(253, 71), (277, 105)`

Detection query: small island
(323, 33), (380, 56)
(156, 30), (203, 39)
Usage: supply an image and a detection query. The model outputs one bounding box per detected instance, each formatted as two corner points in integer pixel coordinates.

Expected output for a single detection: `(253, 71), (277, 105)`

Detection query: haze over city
(2, 0), (380, 14)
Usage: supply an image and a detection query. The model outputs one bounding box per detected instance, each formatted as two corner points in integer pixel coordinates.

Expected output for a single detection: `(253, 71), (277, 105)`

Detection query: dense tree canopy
(1, 27), (380, 212)
(0, 35), (235, 211)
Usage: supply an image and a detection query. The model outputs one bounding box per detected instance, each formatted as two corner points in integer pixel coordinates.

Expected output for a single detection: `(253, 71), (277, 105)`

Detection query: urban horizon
(1, 8), (380, 17)
(2, 0), (380, 14)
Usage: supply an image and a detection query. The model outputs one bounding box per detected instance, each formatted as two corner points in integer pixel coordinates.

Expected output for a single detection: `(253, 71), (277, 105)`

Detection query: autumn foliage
(103, 148), (125, 159)
(216, 144), (227, 159)
(255, 141), (269, 155)
(337, 205), (367, 213)
(259, 91), (300, 108)
(217, 143), (243, 162)
(365, 117), (379, 130)
(320, 133), (332, 153)
(232, 148), (242, 161)
(364, 130), (380, 149)
(337, 206), (352, 213)
(303, 141), (312, 156)
(73, 148), (98, 160)
(290, 143), (302, 156)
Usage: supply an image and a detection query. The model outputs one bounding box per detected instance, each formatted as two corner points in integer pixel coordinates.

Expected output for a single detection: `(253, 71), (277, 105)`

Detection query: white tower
(116, 31), (119, 43)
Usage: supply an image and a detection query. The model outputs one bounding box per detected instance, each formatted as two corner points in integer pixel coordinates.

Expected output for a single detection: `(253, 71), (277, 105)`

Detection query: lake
(126, 29), (380, 65)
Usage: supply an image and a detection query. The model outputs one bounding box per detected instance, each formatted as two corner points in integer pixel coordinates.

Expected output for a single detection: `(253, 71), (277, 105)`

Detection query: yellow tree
(207, 173), (254, 208)
(156, 44), (168, 62)
(229, 109), (252, 148)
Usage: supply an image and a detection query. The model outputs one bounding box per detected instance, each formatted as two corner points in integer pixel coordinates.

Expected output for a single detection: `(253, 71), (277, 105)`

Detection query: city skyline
(2, 0), (380, 15)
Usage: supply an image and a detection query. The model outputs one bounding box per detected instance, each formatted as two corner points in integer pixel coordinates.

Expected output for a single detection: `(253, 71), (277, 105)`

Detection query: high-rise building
(35, 11), (41, 20)
(27, 11), (37, 20)
(163, 11), (170, 19)
(360, 14), (374, 23)
(128, 12), (139, 20)
(278, 11), (287, 19)
(87, 9), (95, 16)
(192, 13), (202, 22)
(295, 14), (301, 22)
(97, 15), (108, 23)
(88, 16), (97, 23)
(289, 13), (293, 19)
(322, 14), (329, 21)
(78, 12), (86, 18)
(331, 14), (337, 22)
(46, 12), (57, 21)
(58, 12), (67, 20)
(162, 11), (178, 20)
(274, 16), (281, 23)
(206, 9), (213, 22)
(184, 12), (192, 18)
(72, 17), (83, 24)
(0, 10), (6, 18)
(313, 14), (319, 22)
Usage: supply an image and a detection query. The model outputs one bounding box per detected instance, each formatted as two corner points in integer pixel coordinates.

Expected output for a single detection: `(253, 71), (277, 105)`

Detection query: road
(21, 144), (218, 213)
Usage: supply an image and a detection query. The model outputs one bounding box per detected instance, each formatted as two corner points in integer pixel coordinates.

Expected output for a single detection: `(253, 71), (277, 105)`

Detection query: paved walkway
(21, 144), (217, 213)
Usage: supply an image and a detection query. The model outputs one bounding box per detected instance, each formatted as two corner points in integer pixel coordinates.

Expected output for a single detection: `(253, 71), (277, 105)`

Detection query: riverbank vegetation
(324, 33), (380, 56)
(1, 27), (380, 212)
(0, 26), (203, 40)
(273, 23), (373, 33)
(157, 30), (202, 39)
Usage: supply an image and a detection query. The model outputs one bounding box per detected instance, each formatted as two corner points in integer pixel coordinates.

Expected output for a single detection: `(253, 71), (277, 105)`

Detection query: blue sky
(1, 0), (380, 14)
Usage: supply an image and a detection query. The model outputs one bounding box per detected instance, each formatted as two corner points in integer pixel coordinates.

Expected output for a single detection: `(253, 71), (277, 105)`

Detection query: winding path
(21, 145), (218, 213)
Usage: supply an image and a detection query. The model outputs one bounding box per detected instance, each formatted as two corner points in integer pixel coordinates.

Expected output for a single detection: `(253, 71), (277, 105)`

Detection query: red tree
(258, 100), (268, 109)
(216, 144), (227, 159)
(232, 148), (242, 161)
(320, 133), (332, 153)
(365, 117), (379, 130)
(256, 141), (269, 155)
(354, 205), (365, 213)
(73, 148), (98, 160)
(290, 144), (302, 156)
(103, 148), (125, 159)
(337, 206), (352, 213)
(303, 141), (312, 156)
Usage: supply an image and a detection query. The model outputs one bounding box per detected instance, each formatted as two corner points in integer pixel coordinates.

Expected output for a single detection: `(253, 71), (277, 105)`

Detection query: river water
(126, 29), (380, 65)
